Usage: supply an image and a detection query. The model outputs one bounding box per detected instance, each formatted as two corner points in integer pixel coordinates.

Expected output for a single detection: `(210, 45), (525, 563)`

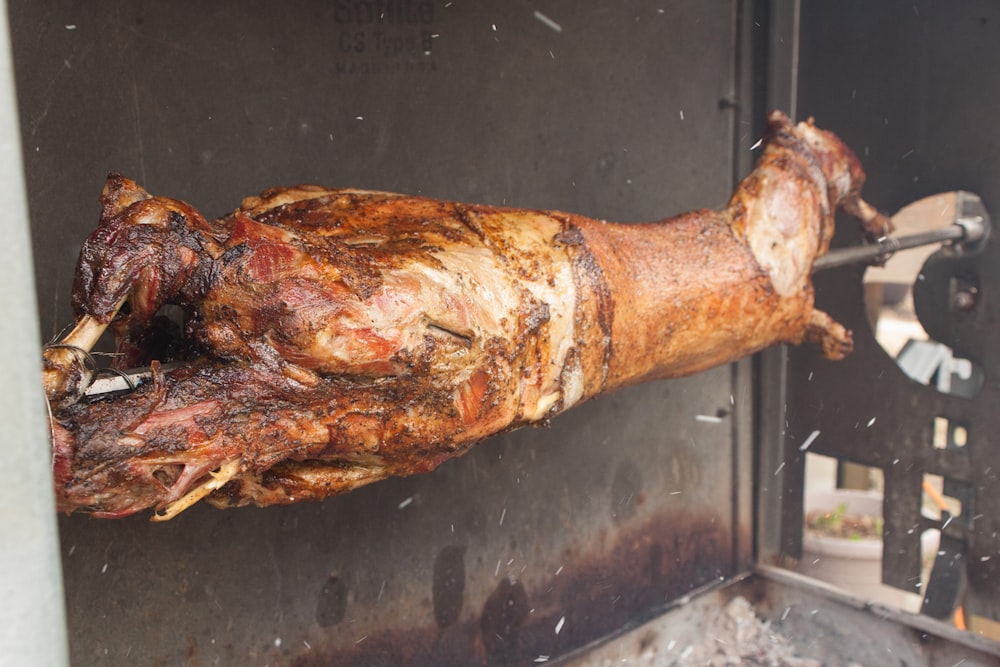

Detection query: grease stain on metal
(481, 577), (530, 662)
(316, 574), (348, 627)
(433, 545), (466, 629)
(292, 511), (736, 667)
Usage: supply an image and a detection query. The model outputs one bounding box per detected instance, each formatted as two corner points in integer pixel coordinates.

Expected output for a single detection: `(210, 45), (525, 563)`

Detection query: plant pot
(798, 489), (935, 611)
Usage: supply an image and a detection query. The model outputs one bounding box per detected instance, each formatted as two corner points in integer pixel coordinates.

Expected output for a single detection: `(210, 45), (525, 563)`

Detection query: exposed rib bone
(151, 459), (242, 521)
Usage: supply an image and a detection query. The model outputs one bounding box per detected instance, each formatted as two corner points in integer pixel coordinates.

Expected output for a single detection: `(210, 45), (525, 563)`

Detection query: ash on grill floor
(579, 596), (842, 667)
(562, 570), (1000, 667)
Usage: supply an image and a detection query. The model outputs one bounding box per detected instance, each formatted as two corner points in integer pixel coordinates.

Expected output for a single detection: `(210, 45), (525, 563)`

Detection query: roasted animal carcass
(42, 111), (888, 519)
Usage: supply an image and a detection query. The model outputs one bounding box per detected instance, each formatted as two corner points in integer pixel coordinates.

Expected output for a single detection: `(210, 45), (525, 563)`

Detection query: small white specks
(799, 430), (820, 451)
(355, 115), (364, 120)
(533, 10), (562, 33)
(774, 461), (786, 476)
(867, 417), (877, 427)
(554, 565), (563, 576)
(398, 496), (413, 509)
(808, 371), (814, 381)
(499, 508), (507, 526)
(65, 24), (77, 30)
(355, 635), (368, 645)
(666, 639), (676, 651)
(101, 563), (108, 574)
(981, 556), (992, 562)
(696, 414), (723, 424)
(68, 545), (76, 557)
(781, 606), (791, 621)
(750, 137), (764, 151)
(679, 109), (685, 120)
(274, 638), (282, 648)
(554, 616), (565, 634)
(491, 23), (497, 31)
(303, 640), (311, 649)
(495, 559), (501, 576)
(534, 656), (550, 663)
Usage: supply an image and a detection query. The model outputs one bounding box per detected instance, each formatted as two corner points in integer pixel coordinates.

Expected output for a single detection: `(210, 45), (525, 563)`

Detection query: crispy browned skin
(46, 111), (889, 518)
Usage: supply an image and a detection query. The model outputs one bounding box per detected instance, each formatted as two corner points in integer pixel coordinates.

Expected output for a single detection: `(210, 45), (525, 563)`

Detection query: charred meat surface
(44, 111), (889, 519)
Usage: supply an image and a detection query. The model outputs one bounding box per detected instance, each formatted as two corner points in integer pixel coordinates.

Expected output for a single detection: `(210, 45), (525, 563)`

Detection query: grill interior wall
(13, 2), (756, 664)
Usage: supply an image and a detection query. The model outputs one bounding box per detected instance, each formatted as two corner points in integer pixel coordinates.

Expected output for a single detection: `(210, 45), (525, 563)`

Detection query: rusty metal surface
(774, 0), (1000, 623)
(13, 1), (756, 664)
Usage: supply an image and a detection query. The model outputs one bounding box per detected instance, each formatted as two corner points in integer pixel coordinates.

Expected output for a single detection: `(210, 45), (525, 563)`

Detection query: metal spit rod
(812, 214), (988, 273)
(75, 210), (992, 399)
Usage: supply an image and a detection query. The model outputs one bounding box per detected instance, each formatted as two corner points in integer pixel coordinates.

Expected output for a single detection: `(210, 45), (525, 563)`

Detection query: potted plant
(798, 489), (931, 610)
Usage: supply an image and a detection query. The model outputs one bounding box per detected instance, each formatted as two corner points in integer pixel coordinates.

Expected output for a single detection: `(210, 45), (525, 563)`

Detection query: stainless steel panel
(13, 1), (752, 664)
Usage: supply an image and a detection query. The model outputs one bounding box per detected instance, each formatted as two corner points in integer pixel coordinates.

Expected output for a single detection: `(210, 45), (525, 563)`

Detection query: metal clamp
(813, 192), (991, 273)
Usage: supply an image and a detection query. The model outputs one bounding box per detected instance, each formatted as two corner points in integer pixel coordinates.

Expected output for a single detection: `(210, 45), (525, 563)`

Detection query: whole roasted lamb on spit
(42, 111), (889, 519)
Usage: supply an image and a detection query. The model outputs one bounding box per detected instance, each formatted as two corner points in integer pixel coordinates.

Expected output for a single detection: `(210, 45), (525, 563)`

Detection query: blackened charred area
(433, 545), (467, 629)
(251, 192), (475, 248)
(74, 196), (216, 325)
(292, 511), (734, 667)
(251, 194), (344, 230)
(218, 241), (251, 266)
(519, 292), (551, 335)
(552, 224), (585, 248)
(762, 110), (800, 152)
(303, 238), (386, 300)
(452, 203), (492, 248)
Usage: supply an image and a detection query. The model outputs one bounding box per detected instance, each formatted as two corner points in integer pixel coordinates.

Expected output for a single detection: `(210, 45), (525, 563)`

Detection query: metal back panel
(13, 2), (755, 664)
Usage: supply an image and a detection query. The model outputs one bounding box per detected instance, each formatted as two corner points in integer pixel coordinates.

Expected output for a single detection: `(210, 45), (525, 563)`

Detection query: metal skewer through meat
(45, 111), (890, 519)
